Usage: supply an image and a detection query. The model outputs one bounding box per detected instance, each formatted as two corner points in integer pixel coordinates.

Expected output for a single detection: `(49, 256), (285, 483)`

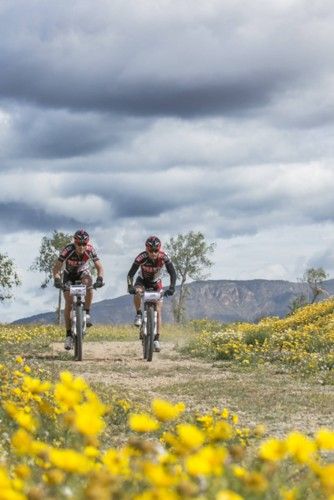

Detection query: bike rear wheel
(145, 306), (155, 362)
(74, 305), (83, 361)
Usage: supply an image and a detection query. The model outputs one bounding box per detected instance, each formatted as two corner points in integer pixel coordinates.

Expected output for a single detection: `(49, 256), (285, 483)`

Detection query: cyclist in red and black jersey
(127, 236), (176, 352)
(53, 229), (104, 350)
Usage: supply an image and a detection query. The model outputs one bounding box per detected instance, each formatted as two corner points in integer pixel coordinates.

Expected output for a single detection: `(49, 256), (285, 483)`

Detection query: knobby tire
(142, 323), (147, 360)
(74, 305), (83, 361)
(146, 305), (155, 362)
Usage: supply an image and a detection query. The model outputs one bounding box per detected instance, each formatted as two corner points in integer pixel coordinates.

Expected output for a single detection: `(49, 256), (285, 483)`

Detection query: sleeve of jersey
(90, 247), (99, 262)
(58, 246), (70, 263)
(165, 258), (177, 287)
(128, 261), (140, 279)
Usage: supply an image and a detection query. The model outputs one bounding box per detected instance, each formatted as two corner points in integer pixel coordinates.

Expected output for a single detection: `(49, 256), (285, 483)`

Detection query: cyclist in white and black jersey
(53, 229), (104, 350)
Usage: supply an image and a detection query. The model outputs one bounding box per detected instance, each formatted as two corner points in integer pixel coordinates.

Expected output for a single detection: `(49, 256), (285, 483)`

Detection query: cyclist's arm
(94, 259), (104, 280)
(166, 260), (177, 288)
(127, 262), (140, 287)
(53, 245), (73, 280)
(53, 259), (63, 280)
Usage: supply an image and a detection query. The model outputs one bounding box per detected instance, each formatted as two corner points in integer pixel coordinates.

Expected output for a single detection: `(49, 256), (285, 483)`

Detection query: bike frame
(69, 282), (87, 361)
(140, 290), (164, 362)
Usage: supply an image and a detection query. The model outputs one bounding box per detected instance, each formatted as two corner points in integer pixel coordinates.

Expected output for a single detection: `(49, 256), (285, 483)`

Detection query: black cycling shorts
(63, 270), (91, 285)
(134, 276), (162, 291)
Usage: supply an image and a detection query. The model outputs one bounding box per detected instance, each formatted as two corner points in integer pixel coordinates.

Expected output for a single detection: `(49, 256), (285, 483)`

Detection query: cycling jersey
(127, 250), (176, 287)
(57, 243), (100, 275)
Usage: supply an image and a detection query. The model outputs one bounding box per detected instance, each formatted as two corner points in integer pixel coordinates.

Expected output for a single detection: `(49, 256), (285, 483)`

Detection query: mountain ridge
(12, 278), (334, 325)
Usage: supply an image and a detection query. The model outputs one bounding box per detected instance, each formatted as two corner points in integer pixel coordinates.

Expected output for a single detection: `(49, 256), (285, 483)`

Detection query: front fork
(71, 303), (86, 335)
(142, 308), (158, 337)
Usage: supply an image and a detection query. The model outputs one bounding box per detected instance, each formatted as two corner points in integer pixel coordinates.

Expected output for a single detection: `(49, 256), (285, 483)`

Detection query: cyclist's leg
(63, 291), (73, 330)
(133, 277), (144, 327)
(81, 271), (93, 311)
(154, 280), (163, 352)
(79, 271), (93, 327)
(155, 280), (163, 338)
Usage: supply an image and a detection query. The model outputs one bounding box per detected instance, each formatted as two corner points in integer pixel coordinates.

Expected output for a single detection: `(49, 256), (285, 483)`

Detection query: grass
(0, 320), (333, 438)
(0, 321), (333, 499)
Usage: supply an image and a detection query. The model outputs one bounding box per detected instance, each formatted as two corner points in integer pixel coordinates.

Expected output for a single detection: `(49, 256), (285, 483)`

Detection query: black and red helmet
(74, 229), (89, 245)
(145, 235), (161, 252)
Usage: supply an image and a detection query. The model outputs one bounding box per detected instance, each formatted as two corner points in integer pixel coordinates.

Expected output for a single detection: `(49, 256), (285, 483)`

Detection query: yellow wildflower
(0, 467), (26, 500)
(243, 471), (268, 492)
(280, 487), (298, 500)
(43, 469), (66, 485)
(176, 423), (205, 449)
(221, 408), (229, 419)
(103, 448), (130, 475)
(15, 409), (38, 433)
(151, 399), (185, 422)
(84, 446), (100, 458)
(258, 438), (286, 462)
(232, 465), (247, 478)
(134, 489), (179, 500)
(196, 414), (213, 428)
(22, 376), (51, 395)
(216, 491), (244, 500)
(15, 356), (24, 364)
(209, 421), (234, 441)
(129, 413), (160, 433)
(317, 464), (334, 494)
(48, 448), (93, 474)
(14, 464), (31, 480)
(315, 428), (334, 450)
(73, 403), (106, 436)
(11, 428), (33, 455)
(143, 462), (176, 487)
(285, 432), (316, 463)
(186, 445), (227, 476)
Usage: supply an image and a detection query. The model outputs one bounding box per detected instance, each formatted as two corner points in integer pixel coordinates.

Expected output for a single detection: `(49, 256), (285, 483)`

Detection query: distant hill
(12, 278), (334, 325)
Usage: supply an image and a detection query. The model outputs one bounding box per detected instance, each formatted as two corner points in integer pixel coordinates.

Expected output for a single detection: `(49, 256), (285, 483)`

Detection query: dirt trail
(49, 340), (334, 436)
(51, 340), (225, 389)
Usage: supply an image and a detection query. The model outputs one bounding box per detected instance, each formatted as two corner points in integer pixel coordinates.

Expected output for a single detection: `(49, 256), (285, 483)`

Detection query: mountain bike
(139, 289), (166, 362)
(63, 281), (98, 361)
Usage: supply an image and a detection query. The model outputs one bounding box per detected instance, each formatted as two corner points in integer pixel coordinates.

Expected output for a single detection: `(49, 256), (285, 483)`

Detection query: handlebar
(59, 282), (100, 293)
(131, 289), (169, 303)
(129, 288), (173, 297)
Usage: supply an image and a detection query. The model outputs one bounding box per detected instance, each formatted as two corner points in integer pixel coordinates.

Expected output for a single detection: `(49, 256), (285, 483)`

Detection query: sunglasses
(75, 242), (87, 247)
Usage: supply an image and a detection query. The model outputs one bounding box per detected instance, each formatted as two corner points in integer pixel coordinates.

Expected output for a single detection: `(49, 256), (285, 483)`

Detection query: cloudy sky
(1, 0), (334, 322)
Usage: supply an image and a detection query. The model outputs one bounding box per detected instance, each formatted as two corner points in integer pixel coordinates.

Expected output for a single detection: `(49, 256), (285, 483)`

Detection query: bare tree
(0, 253), (21, 302)
(303, 267), (329, 304)
(30, 230), (72, 324)
(165, 231), (215, 322)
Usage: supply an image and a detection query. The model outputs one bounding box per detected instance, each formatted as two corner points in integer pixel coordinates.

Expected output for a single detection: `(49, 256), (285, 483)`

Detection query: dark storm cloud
(0, 202), (77, 231)
(0, 59), (281, 119)
(16, 112), (114, 159)
(1, 105), (129, 160)
(0, 1), (333, 123)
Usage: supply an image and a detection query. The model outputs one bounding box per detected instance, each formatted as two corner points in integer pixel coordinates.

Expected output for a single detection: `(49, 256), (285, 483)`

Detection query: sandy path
(48, 340), (334, 435)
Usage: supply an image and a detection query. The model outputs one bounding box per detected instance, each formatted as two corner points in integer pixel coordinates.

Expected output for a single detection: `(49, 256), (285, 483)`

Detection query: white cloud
(1, 0), (334, 321)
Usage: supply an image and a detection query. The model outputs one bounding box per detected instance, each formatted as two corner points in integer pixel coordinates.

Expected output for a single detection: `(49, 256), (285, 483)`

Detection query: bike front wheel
(74, 305), (83, 361)
(145, 306), (155, 362)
